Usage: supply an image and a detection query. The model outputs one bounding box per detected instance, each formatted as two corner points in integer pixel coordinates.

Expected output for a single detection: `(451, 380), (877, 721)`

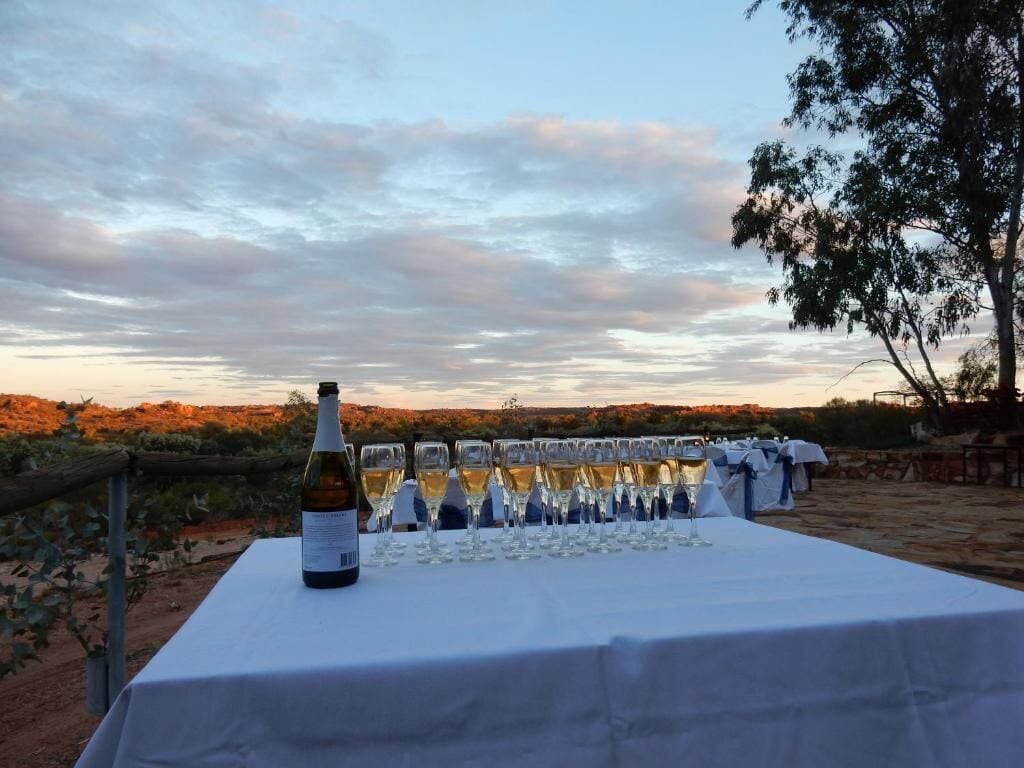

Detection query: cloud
(0, 1), (945, 408)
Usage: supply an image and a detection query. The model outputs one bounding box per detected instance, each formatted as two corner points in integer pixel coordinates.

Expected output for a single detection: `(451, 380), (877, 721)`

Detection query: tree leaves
(739, 0), (1024, 429)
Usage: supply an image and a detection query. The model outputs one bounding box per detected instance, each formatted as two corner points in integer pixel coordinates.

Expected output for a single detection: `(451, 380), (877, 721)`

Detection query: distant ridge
(0, 394), (286, 437)
(0, 394), (782, 439)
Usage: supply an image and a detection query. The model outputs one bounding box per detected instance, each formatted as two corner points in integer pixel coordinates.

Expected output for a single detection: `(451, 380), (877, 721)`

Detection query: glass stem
(663, 487), (675, 535)
(612, 484), (622, 532)
(644, 493), (653, 538)
(375, 506), (385, 552)
(559, 499), (570, 550)
(470, 503), (482, 548)
(597, 493), (607, 544)
(687, 488), (698, 539)
(515, 497), (526, 547)
(429, 505), (440, 552)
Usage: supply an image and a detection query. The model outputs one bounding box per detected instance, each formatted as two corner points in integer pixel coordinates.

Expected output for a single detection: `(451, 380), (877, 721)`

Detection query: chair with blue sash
(720, 457), (759, 520)
(706, 444), (732, 485)
(748, 452), (795, 513)
(751, 439), (781, 463)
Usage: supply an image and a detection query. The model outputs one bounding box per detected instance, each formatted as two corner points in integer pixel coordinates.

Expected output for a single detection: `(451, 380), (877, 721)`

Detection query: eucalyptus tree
(733, 0), (1023, 430)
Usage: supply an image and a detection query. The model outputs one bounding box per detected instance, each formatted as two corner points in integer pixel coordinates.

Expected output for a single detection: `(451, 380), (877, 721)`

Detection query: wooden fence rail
(0, 449), (308, 714)
(0, 449), (308, 517)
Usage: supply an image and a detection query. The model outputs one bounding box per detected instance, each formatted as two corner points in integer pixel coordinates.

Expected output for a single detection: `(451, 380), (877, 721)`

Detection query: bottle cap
(317, 382), (339, 396)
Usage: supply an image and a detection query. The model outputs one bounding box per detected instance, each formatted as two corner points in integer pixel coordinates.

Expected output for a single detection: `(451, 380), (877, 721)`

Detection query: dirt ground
(1, 478), (1021, 768)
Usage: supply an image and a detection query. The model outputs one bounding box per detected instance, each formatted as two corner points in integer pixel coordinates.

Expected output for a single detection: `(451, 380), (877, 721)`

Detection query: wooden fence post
(106, 472), (127, 710)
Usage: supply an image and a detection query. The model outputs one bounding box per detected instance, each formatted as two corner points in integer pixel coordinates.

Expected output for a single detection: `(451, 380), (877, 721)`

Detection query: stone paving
(761, 478), (1024, 590)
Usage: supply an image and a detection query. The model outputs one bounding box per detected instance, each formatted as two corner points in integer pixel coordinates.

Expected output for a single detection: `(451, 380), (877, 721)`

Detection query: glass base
(417, 549), (454, 564)
(632, 537), (669, 551)
(587, 539), (622, 553)
(506, 546), (541, 560)
(680, 536), (712, 547)
(460, 547), (496, 562)
(363, 553), (399, 567)
(548, 546), (584, 558)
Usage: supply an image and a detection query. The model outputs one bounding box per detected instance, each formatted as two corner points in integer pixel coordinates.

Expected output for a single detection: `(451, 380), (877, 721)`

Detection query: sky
(0, 0), (978, 409)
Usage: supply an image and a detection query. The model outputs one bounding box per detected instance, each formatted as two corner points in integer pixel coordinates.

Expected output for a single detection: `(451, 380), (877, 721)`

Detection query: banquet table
(77, 521), (1024, 768)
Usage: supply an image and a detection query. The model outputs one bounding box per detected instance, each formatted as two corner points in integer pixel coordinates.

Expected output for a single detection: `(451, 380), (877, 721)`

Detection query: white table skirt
(781, 440), (829, 465)
(78, 522), (1024, 768)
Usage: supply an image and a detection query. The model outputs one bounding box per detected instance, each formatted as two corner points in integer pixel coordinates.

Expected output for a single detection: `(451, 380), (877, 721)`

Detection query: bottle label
(301, 509), (359, 572)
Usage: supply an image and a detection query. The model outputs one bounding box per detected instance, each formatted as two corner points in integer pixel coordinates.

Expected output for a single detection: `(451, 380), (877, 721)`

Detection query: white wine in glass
(455, 439), (495, 561)
(414, 442), (453, 564)
(580, 438), (621, 553)
(677, 435), (710, 547)
(541, 440), (583, 558)
(498, 440), (541, 560)
(360, 444), (400, 567)
(629, 437), (667, 551)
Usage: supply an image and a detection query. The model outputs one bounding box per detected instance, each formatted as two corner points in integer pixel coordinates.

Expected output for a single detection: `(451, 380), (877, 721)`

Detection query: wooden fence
(0, 449), (307, 713)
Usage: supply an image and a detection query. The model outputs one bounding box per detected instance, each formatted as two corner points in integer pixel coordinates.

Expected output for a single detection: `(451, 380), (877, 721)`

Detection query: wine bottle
(301, 382), (360, 588)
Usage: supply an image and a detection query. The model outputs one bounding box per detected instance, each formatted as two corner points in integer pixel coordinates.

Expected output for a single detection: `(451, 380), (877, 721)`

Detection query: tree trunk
(871, 317), (952, 433)
(986, 250), (1019, 431)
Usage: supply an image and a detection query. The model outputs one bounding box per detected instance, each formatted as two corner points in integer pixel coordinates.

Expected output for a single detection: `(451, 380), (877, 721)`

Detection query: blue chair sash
(478, 497), (496, 527)
(524, 498), (546, 524)
(777, 454), (794, 506)
(413, 495), (427, 523)
(414, 495), (470, 529)
(741, 461), (758, 521)
(438, 502), (467, 529)
(672, 487), (689, 515)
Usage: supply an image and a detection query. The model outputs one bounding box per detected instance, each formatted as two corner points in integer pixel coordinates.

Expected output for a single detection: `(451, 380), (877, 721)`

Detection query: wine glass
(656, 436), (682, 542)
(455, 440), (495, 562)
(414, 442), (453, 564)
(580, 439), (622, 553)
(492, 439), (516, 549)
(613, 438), (640, 542)
(573, 438), (596, 542)
(677, 436), (711, 547)
(630, 436), (668, 551)
(383, 442), (407, 552)
(541, 439), (584, 558)
(359, 444), (400, 567)
(531, 437), (556, 547)
(498, 440), (541, 560)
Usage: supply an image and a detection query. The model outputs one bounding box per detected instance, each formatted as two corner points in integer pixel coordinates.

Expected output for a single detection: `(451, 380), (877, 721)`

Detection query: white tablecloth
(78, 521), (1024, 768)
(781, 440), (829, 465)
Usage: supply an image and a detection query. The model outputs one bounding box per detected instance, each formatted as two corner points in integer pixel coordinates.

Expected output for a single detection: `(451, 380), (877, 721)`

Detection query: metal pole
(107, 472), (127, 710)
